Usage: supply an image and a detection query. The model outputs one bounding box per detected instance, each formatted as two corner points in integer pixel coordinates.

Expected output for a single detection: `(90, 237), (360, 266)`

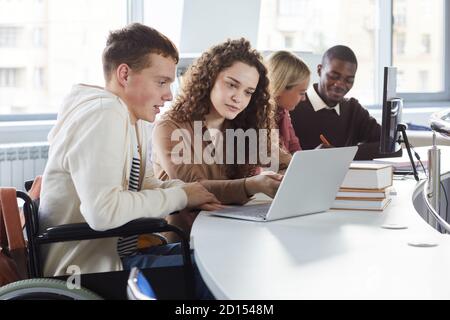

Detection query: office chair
(0, 180), (195, 300)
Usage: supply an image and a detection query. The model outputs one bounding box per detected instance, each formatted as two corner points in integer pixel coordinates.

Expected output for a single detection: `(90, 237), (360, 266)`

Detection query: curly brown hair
(168, 38), (276, 179)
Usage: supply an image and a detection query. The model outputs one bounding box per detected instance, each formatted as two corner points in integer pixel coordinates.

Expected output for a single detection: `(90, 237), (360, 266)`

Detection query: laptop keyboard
(216, 204), (270, 219)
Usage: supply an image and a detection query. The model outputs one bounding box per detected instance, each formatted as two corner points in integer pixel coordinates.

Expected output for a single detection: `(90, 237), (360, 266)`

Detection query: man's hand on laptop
(244, 173), (283, 198)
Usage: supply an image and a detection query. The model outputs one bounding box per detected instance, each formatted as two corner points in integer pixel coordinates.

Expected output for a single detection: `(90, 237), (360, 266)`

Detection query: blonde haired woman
(266, 51), (310, 153)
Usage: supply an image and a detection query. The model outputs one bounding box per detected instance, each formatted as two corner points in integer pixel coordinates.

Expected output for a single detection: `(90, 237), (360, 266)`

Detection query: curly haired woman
(151, 39), (290, 235)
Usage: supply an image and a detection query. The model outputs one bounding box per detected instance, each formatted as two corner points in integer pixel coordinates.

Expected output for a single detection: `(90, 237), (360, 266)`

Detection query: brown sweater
(290, 90), (402, 160)
(152, 115), (291, 205)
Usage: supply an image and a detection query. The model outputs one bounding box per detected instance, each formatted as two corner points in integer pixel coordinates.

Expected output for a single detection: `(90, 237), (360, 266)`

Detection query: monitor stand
(397, 123), (419, 181)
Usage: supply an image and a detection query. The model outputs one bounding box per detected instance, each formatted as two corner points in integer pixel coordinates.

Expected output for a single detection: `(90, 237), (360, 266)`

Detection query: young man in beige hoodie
(39, 23), (221, 284)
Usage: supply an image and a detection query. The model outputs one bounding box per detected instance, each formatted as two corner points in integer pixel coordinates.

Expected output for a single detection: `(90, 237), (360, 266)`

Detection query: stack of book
(332, 163), (394, 211)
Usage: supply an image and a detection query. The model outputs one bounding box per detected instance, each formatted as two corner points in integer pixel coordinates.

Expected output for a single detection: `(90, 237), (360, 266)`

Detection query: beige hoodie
(39, 84), (187, 276)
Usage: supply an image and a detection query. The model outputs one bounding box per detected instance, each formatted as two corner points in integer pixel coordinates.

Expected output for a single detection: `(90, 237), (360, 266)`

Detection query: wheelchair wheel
(0, 278), (102, 300)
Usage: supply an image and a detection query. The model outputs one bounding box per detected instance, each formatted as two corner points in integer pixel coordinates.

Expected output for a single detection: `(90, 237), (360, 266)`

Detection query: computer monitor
(380, 66), (403, 154)
(379, 67), (419, 181)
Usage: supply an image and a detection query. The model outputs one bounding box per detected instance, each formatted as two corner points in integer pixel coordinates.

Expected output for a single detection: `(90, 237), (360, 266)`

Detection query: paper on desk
(355, 153), (427, 172)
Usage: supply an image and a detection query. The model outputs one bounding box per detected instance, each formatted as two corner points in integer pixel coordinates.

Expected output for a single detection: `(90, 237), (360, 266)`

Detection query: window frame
(392, 0), (450, 103)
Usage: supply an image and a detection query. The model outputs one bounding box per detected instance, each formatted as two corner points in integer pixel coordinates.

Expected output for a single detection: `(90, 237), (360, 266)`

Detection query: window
(394, 0), (407, 26)
(278, 0), (307, 16)
(395, 33), (406, 55)
(33, 67), (45, 89)
(258, 0), (377, 106)
(393, 0), (445, 94)
(1, 0), (449, 117)
(0, 68), (19, 87)
(0, 0), (127, 115)
(260, 0), (449, 105)
(33, 27), (44, 47)
(284, 34), (294, 48)
(0, 27), (20, 47)
(142, 0), (184, 50)
(421, 34), (431, 54)
(419, 70), (429, 91)
(397, 70), (405, 90)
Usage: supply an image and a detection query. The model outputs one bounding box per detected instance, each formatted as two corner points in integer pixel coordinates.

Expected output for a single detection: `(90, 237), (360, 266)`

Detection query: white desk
(191, 147), (450, 299)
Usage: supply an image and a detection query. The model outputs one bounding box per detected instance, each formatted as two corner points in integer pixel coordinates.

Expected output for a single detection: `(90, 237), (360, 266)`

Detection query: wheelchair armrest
(36, 217), (169, 244)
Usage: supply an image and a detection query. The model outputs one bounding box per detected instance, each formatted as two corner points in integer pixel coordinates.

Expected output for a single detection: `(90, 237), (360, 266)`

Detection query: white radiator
(0, 142), (49, 190)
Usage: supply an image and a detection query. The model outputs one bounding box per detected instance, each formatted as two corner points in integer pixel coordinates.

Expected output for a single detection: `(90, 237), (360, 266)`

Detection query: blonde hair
(266, 51), (311, 98)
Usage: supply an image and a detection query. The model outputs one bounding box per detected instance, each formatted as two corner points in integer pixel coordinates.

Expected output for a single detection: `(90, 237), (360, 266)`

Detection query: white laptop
(210, 146), (358, 222)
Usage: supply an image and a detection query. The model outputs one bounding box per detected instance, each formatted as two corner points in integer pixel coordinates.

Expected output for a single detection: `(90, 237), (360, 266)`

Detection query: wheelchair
(0, 180), (195, 300)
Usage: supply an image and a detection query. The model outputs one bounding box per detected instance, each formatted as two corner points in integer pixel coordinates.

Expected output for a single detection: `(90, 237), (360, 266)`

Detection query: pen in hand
(319, 134), (332, 147)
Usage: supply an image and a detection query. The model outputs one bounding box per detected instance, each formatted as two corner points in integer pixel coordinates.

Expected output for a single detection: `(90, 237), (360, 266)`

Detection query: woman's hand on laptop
(244, 173), (283, 198)
(183, 182), (222, 209)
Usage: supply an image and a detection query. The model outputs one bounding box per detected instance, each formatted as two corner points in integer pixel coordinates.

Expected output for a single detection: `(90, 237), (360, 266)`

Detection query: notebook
(210, 146), (358, 221)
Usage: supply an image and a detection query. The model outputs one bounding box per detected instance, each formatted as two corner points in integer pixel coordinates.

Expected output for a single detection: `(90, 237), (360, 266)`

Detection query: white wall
(179, 0), (261, 53)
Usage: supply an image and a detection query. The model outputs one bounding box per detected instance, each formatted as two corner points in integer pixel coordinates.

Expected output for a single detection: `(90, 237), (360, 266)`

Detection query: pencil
(319, 134), (331, 147)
